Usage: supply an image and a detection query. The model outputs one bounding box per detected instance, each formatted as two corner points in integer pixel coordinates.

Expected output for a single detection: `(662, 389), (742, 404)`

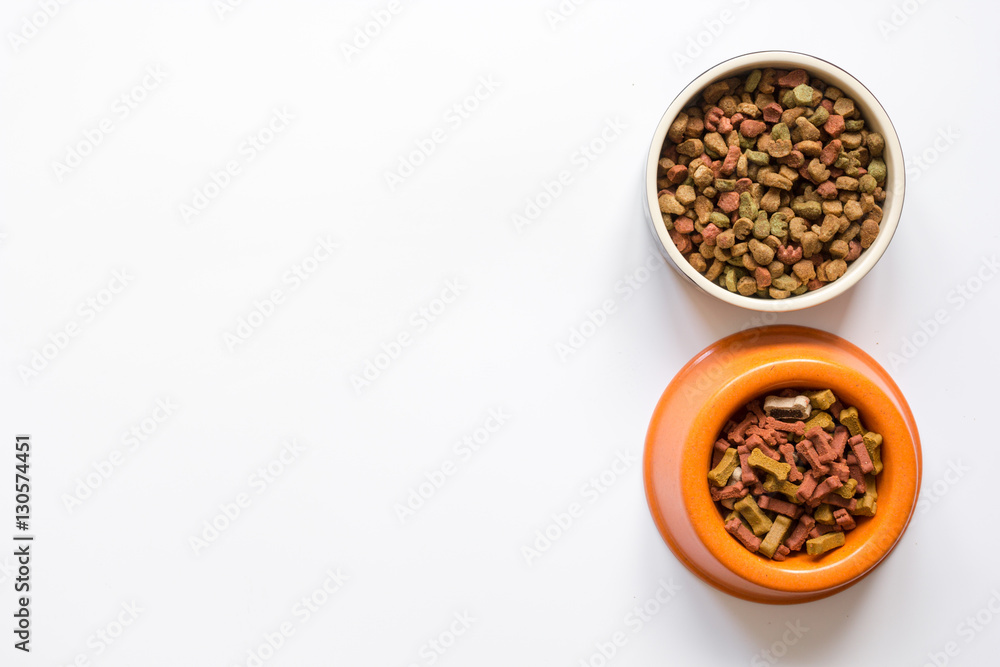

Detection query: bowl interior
(645, 51), (905, 312)
(682, 357), (918, 591)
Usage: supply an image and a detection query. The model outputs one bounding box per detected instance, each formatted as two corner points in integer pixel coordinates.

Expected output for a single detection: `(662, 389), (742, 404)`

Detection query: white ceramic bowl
(644, 51), (905, 312)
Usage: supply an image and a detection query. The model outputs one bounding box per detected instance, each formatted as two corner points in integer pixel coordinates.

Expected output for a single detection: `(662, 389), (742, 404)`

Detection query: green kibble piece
(808, 106), (829, 126)
(814, 504), (835, 525)
(734, 494), (773, 536)
(808, 389), (837, 410)
(758, 515), (793, 559)
(745, 69), (762, 93)
(709, 211), (731, 227)
(739, 134), (754, 150)
(791, 199), (822, 220)
(835, 478), (859, 499)
(708, 448), (740, 486)
(715, 178), (736, 192)
(771, 274), (800, 291)
(770, 213), (788, 238)
(839, 406), (863, 436)
(863, 432), (883, 474)
(748, 447), (791, 481)
(724, 267), (738, 292)
(845, 119), (865, 131)
(763, 474), (802, 502)
(868, 158), (887, 184)
(753, 215), (770, 239)
(858, 174), (877, 194)
(806, 531), (845, 555)
(803, 410), (835, 433)
(739, 191), (758, 218)
(791, 284), (808, 296)
(781, 90), (796, 108)
(851, 478), (878, 517)
(864, 473), (878, 500)
(771, 123), (790, 142)
(746, 150), (770, 165)
(792, 84), (814, 105)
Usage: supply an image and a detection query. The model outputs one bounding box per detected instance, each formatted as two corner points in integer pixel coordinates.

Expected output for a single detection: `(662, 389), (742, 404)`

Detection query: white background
(1, 1), (998, 666)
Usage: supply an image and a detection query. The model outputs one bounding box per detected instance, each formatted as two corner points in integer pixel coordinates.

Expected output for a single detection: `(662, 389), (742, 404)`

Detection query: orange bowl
(643, 325), (921, 603)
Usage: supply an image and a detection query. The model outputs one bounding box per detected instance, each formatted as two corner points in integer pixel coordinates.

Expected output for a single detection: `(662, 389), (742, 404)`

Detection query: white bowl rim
(645, 50), (905, 313)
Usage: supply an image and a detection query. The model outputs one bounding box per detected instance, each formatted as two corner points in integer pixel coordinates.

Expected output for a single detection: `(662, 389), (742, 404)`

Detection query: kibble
(658, 68), (887, 299)
(708, 388), (885, 560)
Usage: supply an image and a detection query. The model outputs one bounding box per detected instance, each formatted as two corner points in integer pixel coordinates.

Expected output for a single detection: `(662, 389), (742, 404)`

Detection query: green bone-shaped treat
(708, 448), (739, 487)
(734, 494), (773, 536)
(759, 515), (793, 559)
(863, 432), (883, 474)
(748, 447), (791, 482)
(763, 474), (802, 503)
(806, 530), (845, 555)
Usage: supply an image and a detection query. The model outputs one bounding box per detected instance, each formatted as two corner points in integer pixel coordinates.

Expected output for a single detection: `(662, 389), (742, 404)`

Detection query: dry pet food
(708, 388), (884, 559)
(657, 68), (888, 299)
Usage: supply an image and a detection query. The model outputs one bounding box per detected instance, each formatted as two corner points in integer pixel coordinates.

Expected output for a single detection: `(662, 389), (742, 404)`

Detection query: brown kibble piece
(792, 259), (816, 282)
(825, 259), (847, 281)
(860, 219), (879, 248)
(833, 97), (855, 117)
(677, 138), (704, 157)
(800, 231), (822, 258)
(725, 518), (761, 553)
